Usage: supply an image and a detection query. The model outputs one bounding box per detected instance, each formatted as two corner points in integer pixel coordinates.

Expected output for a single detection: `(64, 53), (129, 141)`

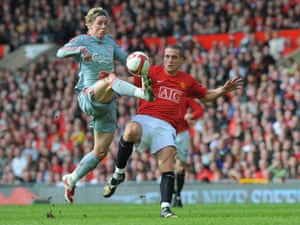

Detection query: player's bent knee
(157, 157), (175, 172)
(124, 122), (141, 141)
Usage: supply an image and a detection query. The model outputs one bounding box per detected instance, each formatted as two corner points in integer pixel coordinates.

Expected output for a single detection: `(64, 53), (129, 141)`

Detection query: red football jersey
(134, 65), (207, 129)
(177, 98), (204, 133)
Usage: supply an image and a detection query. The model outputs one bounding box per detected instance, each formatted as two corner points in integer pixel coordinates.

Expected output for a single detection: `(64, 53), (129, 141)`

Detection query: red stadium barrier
(141, 29), (300, 51)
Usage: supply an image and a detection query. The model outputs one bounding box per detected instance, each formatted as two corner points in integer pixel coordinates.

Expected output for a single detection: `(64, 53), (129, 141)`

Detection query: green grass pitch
(0, 203), (298, 225)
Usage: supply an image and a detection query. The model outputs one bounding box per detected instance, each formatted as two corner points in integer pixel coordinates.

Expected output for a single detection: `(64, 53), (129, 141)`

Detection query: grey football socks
(69, 151), (100, 186)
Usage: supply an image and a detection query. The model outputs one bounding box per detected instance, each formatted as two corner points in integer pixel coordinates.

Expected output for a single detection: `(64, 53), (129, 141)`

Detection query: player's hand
(223, 77), (244, 92)
(97, 70), (115, 79)
(184, 113), (194, 122)
(79, 47), (92, 61)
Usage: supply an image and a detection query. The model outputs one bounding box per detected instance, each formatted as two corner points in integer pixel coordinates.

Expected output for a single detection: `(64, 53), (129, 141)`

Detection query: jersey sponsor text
(158, 86), (183, 104)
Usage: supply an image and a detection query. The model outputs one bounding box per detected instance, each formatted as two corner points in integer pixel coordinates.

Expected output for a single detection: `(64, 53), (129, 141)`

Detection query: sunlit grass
(0, 203), (298, 225)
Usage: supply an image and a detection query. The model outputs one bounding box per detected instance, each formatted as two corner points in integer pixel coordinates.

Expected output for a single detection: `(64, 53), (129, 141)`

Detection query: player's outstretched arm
(56, 45), (92, 61)
(201, 77), (244, 102)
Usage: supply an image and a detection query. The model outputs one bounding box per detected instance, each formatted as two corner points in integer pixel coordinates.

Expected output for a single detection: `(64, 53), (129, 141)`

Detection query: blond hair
(85, 7), (109, 26)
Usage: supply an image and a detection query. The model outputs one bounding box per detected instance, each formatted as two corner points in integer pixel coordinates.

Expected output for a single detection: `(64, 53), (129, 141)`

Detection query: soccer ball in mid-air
(126, 51), (150, 76)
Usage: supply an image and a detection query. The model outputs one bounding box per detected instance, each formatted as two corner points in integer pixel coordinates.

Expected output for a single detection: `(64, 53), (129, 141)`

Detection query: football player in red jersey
(172, 98), (204, 208)
(103, 44), (243, 218)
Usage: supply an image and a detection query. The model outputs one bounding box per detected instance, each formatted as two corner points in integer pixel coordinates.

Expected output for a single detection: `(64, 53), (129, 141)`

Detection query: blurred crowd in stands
(1, 0), (300, 186)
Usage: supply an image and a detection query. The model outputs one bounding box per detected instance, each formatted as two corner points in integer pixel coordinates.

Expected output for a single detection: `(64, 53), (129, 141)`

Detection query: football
(126, 51), (150, 76)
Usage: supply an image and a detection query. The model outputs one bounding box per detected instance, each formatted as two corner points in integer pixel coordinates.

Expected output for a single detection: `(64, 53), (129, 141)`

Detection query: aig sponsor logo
(158, 86), (183, 103)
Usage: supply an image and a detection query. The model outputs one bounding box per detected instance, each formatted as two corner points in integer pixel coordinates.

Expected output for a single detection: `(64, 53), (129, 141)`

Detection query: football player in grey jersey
(56, 7), (154, 203)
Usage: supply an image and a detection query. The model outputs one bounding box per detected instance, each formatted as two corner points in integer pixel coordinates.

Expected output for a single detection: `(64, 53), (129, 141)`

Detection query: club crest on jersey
(180, 82), (186, 89)
(158, 86), (183, 104)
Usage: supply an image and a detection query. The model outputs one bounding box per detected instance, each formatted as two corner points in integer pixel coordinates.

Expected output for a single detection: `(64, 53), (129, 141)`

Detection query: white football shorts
(131, 115), (176, 154)
(175, 130), (190, 162)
